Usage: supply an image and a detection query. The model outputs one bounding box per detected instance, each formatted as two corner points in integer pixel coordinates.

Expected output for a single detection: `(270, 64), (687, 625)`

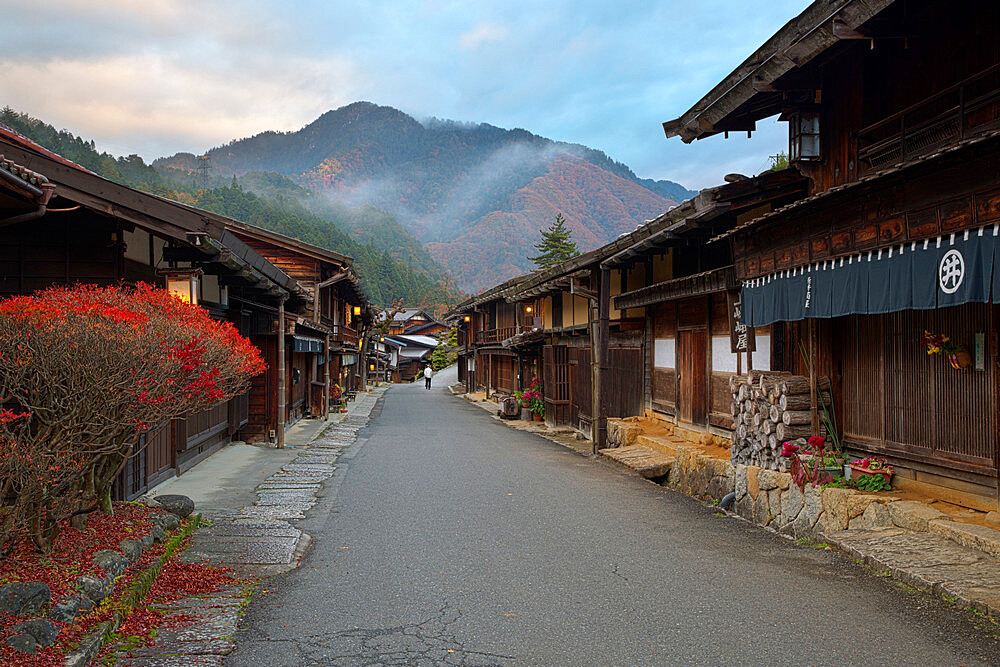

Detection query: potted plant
(798, 435), (842, 477)
(514, 390), (531, 420)
(849, 456), (893, 484)
(921, 330), (971, 369)
(521, 378), (545, 422)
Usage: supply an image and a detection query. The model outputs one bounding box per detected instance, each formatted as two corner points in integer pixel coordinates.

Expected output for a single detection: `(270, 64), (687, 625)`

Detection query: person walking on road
(423, 365), (434, 390)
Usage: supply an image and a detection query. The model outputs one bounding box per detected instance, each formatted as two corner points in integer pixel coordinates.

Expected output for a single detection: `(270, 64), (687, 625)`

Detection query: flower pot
(520, 408), (531, 420)
(848, 464), (892, 483)
(948, 348), (972, 370)
(532, 413), (543, 422)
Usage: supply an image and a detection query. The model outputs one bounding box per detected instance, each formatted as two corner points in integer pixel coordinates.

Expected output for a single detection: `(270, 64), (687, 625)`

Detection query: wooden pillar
(323, 334), (331, 421)
(595, 267), (611, 451)
(809, 318), (819, 435)
(277, 296), (287, 448)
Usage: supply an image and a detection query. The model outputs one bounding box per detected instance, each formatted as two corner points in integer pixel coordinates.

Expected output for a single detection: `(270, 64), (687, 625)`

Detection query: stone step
(929, 518), (1000, 560)
(635, 435), (680, 458)
(598, 445), (674, 479)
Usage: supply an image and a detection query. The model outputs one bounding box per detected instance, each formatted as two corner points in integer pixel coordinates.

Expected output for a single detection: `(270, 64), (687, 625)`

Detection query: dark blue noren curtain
(741, 226), (997, 326)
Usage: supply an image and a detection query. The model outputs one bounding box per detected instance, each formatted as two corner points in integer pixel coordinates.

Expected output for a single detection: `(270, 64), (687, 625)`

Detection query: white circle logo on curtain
(939, 249), (965, 294)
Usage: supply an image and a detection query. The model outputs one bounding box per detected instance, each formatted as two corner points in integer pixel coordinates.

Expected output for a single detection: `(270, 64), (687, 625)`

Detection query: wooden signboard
(726, 291), (756, 354)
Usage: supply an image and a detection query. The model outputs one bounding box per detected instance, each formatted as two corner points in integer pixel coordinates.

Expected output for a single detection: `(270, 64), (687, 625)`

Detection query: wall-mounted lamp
(525, 305), (533, 314)
(162, 268), (202, 305)
(353, 305), (362, 316)
(369, 363), (376, 371)
(463, 315), (470, 322)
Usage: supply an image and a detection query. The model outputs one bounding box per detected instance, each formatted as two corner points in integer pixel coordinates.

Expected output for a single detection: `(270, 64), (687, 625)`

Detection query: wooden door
(678, 330), (708, 424)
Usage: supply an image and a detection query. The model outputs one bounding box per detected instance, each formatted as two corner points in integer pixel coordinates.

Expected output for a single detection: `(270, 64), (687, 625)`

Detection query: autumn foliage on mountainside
(0, 284), (265, 554)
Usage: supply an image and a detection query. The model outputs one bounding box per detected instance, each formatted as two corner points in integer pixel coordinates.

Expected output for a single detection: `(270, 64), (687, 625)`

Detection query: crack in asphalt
(236, 603), (515, 666)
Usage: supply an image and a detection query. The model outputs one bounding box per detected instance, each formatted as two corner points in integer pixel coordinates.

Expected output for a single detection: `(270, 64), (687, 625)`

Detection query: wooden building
(221, 222), (371, 442)
(0, 125), (306, 498)
(664, 0), (1000, 508)
(605, 171), (808, 436)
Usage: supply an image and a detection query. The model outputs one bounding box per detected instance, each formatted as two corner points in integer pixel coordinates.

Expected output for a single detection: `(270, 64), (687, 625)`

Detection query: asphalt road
(226, 368), (1000, 666)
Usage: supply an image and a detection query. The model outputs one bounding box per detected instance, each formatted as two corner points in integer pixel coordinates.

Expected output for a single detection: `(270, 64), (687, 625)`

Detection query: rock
(136, 495), (161, 509)
(888, 500), (948, 532)
(735, 465), (748, 500)
(747, 466), (761, 500)
(0, 582), (51, 616)
(76, 575), (112, 603)
(5, 633), (36, 654)
(775, 471), (791, 490)
(152, 512), (180, 531)
(821, 487), (851, 532)
(782, 482), (805, 522)
(150, 525), (166, 543)
(13, 618), (59, 647)
(735, 494), (754, 521)
(986, 510), (1000, 527)
(153, 494), (195, 518)
(140, 533), (154, 549)
(753, 492), (771, 525)
(49, 594), (95, 623)
(92, 550), (128, 579)
(848, 501), (893, 530)
(757, 469), (779, 491)
(768, 488), (783, 523)
(119, 539), (143, 562)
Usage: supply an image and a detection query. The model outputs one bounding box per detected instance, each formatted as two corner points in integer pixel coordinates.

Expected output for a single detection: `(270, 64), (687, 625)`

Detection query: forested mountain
(157, 102), (696, 292)
(0, 108), (461, 308)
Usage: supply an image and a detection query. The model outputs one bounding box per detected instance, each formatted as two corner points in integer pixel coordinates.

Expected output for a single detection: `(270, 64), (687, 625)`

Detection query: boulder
(77, 575), (112, 603)
(152, 512), (180, 531)
(150, 525), (166, 543)
(119, 539), (143, 563)
(140, 533), (155, 549)
(92, 550), (128, 579)
(13, 618), (59, 647)
(153, 494), (195, 519)
(0, 582), (51, 616)
(48, 594), (95, 623)
(5, 634), (36, 654)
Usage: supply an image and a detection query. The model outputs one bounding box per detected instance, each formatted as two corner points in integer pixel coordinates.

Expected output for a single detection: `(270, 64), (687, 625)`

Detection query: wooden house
(0, 125), (304, 497)
(221, 222), (372, 442)
(664, 0), (1000, 509)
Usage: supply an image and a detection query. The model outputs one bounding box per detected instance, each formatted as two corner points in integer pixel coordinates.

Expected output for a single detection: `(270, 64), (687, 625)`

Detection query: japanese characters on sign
(727, 291), (756, 354)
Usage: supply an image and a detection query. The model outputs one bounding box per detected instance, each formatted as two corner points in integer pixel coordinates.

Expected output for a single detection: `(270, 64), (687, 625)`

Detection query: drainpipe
(277, 295), (287, 449)
(0, 182), (55, 227)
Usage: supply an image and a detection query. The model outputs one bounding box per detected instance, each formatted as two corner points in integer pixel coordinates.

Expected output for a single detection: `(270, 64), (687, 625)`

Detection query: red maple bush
(0, 283), (265, 554)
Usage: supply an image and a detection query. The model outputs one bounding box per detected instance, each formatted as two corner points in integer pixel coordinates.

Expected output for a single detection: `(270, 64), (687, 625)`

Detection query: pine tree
(528, 213), (579, 269)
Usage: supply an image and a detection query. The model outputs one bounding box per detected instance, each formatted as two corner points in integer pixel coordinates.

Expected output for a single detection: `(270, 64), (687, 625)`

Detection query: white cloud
(0, 53), (360, 158)
(459, 23), (508, 49)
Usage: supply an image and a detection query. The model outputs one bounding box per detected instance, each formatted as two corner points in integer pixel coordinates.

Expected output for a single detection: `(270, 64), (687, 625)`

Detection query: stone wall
(665, 445), (898, 540)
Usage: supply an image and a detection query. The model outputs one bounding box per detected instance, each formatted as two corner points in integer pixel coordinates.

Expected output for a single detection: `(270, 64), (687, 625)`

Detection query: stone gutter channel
(458, 389), (1000, 623)
(107, 387), (388, 666)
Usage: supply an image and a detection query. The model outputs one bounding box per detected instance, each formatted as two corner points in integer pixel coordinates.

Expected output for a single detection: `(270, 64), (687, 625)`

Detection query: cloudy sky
(1, 0), (809, 190)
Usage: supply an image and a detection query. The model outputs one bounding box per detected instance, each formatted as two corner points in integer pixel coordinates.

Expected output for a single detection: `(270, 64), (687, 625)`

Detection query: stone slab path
(116, 389), (387, 666)
(827, 526), (1000, 617)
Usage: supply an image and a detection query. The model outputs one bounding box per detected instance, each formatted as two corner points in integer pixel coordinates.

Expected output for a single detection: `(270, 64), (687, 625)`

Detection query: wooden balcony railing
(475, 326), (520, 344)
(330, 324), (359, 345)
(858, 63), (1000, 173)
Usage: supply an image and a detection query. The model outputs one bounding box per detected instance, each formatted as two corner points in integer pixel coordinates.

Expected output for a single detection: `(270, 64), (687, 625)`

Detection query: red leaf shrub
(0, 284), (266, 553)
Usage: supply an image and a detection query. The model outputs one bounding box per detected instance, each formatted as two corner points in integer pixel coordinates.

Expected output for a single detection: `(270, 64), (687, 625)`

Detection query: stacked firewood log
(728, 370), (831, 470)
